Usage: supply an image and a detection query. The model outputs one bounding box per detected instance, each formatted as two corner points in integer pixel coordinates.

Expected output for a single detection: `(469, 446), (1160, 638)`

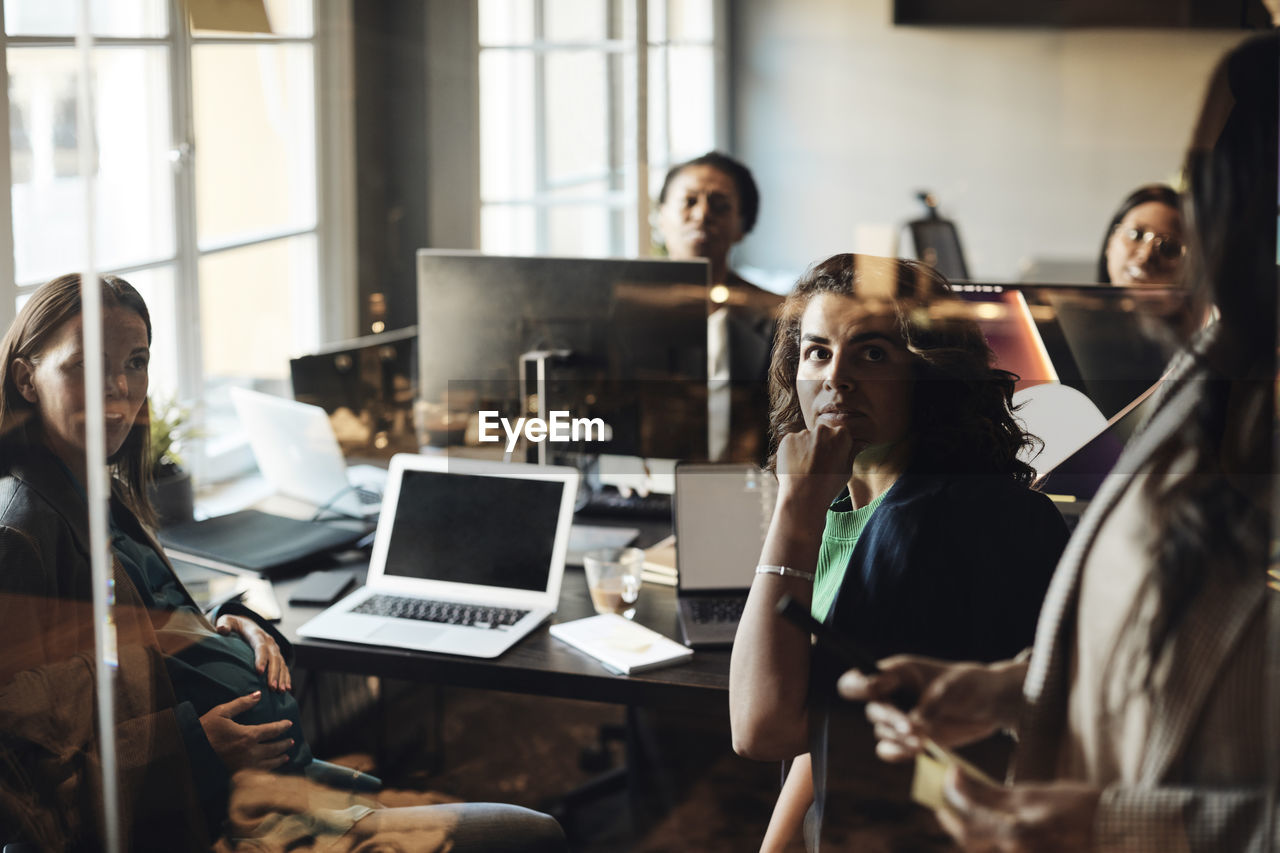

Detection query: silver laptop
(230, 387), (386, 519)
(674, 463), (776, 648)
(297, 453), (579, 659)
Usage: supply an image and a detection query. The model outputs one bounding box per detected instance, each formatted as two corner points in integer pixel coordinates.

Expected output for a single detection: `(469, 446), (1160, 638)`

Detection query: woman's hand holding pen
(934, 770), (1100, 853)
(837, 655), (1028, 763)
(840, 656), (1099, 852)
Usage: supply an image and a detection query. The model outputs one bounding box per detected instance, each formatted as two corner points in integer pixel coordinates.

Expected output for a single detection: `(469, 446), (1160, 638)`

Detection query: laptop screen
(676, 465), (775, 591)
(381, 469), (564, 592)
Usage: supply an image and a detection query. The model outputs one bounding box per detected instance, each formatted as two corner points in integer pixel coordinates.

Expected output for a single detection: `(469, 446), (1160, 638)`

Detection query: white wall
(730, 0), (1247, 283)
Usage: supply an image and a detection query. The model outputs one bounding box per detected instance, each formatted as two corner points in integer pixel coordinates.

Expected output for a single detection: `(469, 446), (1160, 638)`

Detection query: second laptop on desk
(297, 453), (579, 659)
(230, 387), (387, 519)
(674, 463), (775, 648)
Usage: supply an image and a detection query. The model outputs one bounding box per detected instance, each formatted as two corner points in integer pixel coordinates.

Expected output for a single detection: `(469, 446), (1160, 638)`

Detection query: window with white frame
(478, 0), (724, 259)
(0, 0), (347, 468)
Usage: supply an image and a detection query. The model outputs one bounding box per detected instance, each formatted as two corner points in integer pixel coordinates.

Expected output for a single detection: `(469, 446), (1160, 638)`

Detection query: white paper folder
(550, 614), (693, 675)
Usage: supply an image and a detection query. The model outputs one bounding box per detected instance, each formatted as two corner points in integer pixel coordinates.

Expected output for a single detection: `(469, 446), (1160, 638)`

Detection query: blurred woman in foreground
(844, 32), (1277, 853)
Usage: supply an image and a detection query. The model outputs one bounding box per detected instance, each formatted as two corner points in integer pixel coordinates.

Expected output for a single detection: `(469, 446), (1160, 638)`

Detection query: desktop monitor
(958, 282), (1184, 420)
(289, 325), (418, 458)
(416, 250), (711, 461)
(958, 282), (1189, 500)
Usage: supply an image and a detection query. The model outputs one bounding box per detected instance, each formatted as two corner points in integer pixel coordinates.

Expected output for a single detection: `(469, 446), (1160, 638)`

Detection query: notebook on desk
(297, 453), (579, 659)
(230, 387), (386, 519)
(674, 463), (775, 648)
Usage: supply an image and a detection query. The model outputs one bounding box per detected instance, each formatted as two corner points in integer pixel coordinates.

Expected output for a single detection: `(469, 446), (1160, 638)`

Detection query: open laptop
(230, 387), (387, 519)
(674, 463), (776, 648)
(297, 453), (579, 659)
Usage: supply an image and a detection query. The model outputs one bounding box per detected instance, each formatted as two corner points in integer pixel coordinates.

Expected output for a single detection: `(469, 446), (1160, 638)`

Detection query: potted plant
(148, 395), (200, 526)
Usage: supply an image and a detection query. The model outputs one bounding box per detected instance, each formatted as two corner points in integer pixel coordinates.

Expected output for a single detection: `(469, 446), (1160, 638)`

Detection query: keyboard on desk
(351, 593), (528, 629)
(354, 487), (381, 505)
(578, 488), (673, 520)
(687, 596), (746, 624)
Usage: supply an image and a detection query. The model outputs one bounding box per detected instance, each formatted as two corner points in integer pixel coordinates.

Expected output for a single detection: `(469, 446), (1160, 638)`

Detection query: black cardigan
(827, 471), (1068, 664)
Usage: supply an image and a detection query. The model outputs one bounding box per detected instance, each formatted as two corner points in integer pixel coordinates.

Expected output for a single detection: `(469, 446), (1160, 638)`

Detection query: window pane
(192, 43), (316, 248)
(667, 45), (714, 159)
(479, 0), (534, 45)
(199, 235), (318, 387)
(647, 0), (666, 43)
(121, 265), (180, 401)
(480, 50), (535, 200)
(547, 203), (615, 256)
(9, 46), (175, 285)
(547, 180), (613, 199)
(668, 0), (713, 41)
(480, 205), (537, 255)
(545, 52), (610, 185)
(647, 44), (670, 166)
(260, 0), (312, 36)
(544, 0), (608, 42)
(191, 0), (314, 38)
(4, 0), (167, 37)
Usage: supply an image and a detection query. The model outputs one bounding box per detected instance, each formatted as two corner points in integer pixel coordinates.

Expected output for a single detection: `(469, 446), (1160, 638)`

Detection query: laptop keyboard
(354, 487), (381, 505)
(352, 594), (528, 629)
(688, 597), (746, 624)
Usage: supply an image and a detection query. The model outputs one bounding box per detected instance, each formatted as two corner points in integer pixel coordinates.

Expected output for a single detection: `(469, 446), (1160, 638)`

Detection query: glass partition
(0, 1), (1273, 850)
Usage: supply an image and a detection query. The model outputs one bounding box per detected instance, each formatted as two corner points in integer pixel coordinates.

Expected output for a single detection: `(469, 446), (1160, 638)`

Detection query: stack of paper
(641, 534), (678, 587)
(550, 614), (693, 675)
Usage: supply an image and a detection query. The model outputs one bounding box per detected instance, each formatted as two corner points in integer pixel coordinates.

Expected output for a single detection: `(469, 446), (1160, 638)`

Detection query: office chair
(900, 191), (971, 281)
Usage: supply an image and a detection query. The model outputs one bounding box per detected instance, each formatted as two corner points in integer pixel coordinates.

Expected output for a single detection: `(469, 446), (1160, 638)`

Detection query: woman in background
(657, 151), (782, 462)
(1095, 184), (1185, 286)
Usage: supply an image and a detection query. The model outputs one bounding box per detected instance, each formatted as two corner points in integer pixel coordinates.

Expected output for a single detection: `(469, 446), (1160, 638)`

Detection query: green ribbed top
(811, 490), (888, 621)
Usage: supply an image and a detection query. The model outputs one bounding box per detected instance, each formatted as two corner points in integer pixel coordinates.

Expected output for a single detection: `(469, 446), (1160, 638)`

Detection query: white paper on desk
(550, 614), (693, 675)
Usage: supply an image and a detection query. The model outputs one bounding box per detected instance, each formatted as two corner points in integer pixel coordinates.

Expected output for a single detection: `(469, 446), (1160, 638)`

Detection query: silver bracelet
(755, 564), (815, 582)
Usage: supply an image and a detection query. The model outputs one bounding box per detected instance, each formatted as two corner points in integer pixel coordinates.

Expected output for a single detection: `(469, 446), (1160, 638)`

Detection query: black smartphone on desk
(288, 569), (357, 606)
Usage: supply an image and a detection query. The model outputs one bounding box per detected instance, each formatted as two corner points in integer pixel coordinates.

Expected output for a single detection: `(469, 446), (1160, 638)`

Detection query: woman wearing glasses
(1095, 184), (1186, 286)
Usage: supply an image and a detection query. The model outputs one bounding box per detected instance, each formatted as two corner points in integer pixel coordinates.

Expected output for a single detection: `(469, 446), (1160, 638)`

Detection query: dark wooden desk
(281, 561), (732, 715)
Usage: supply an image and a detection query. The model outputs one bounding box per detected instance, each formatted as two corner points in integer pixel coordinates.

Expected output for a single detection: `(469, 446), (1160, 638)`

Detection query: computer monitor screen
(958, 283), (1185, 420)
(289, 325), (418, 457)
(958, 282), (1191, 500)
(416, 251), (710, 460)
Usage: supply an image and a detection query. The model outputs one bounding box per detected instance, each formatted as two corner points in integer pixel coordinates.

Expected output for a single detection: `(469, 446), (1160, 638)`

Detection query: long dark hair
(1139, 33), (1276, 670)
(1094, 183), (1182, 284)
(0, 273), (156, 526)
(767, 253), (1038, 483)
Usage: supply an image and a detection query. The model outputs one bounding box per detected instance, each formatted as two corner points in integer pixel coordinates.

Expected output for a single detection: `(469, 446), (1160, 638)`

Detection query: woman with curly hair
(728, 253), (1069, 850)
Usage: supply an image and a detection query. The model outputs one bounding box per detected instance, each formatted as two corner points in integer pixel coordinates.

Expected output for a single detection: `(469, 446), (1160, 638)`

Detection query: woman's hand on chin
(775, 424), (856, 515)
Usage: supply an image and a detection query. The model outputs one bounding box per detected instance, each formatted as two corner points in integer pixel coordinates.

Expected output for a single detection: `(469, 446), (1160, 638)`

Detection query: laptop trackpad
(370, 622), (444, 649)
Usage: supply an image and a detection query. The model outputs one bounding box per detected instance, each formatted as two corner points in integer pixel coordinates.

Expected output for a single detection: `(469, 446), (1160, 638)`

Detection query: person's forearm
(761, 753), (814, 852)
(729, 498), (825, 761)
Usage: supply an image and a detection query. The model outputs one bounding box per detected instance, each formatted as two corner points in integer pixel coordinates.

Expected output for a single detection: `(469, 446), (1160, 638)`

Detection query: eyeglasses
(1117, 227), (1185, 262)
